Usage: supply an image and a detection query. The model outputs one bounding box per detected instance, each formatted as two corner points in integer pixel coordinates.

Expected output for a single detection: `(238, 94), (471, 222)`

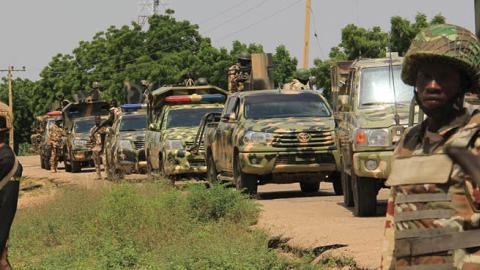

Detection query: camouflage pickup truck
(199, 90), (342, 195)
(145, 85), (227, 180)
(62, 101), (110, 173)
(332, 56), (414, 216)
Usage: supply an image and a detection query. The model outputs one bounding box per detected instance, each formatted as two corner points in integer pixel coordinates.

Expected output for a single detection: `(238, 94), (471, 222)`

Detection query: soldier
(381, 24), (480, 269)
(283, 69), (312, 90)
(228, 52), (251, 92)
(89, 115), (108, 180)
(86, 82), (101, 102)
(0, 113), (22, 270)
(47, 118), (65, 173)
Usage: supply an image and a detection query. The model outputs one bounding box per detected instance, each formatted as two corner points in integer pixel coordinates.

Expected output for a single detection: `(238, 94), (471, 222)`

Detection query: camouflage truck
(104, 104), (148, 178)
(145, 85), (228, 180)
(197, 90), (342, 195)
(332, 56), (415, 216)
(62, 101), (110, 173)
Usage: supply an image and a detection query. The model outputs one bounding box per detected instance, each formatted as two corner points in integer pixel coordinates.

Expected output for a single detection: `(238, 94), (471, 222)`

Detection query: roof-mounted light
(47, 111), (62, 117)
(165, 94), (226, 104)
(121, 104), (147, 111)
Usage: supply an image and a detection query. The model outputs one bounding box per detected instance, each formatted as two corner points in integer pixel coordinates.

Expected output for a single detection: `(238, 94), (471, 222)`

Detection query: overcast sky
(0, 0), (475, 80)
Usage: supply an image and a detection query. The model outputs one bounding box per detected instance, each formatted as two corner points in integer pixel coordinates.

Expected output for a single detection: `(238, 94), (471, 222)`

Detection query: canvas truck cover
(62, 101), (110, 131)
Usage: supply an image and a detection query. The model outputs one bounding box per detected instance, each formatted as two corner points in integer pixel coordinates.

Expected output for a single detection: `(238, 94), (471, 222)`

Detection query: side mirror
(337, 95), (350, 111)
(222, 112), (237, 122)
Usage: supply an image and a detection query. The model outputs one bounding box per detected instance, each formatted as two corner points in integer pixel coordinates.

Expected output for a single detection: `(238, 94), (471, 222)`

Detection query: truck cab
(200, 90), (342, 195)
(332, 56), (414, 216)
(145, 85), (228, 180)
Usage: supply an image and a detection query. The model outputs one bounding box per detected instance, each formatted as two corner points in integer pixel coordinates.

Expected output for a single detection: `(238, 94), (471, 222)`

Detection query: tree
(336, 24), (389, 60)
(272, 45), (298, 87)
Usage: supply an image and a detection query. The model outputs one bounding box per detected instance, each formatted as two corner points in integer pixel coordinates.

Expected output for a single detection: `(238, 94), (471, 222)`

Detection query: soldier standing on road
(48, 118), (65, 173)
(0, 115), (22, 270)
(381, 24), (480, 269)
(228, 52), (251, 92)
(89, 115), (108, 180)
(283, 69), (312, 90)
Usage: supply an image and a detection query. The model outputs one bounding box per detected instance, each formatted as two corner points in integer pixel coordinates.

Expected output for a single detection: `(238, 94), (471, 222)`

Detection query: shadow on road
(257, 190), (337, 200)
(337, 199), (388, 217)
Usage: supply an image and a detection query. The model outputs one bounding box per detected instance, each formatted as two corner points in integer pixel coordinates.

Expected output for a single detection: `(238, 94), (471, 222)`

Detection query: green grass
(9, 182), (355, 269)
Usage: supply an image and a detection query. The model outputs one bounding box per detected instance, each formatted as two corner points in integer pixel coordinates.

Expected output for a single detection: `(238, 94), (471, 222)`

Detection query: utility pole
(303, 0), (312, 69)
(0, 66), (26, 149)
(138, 0), (161, 28)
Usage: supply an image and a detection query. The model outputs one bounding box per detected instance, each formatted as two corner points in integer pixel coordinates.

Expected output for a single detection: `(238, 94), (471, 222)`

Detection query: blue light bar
(121, 104), (146, 111)
(201, 94), (226, 103)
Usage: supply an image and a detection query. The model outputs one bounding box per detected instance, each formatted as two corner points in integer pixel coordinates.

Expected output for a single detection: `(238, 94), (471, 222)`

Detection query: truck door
(215, 97), (238, 172)
(223, 99), (240, 172)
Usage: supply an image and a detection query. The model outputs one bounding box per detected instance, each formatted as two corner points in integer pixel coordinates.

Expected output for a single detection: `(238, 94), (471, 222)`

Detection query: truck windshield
(244, 93), (331, 119)
(74, 119), (95, 133)
(120, 114), (147, 131)
(359, 65), (414, 106)
(167, 108), (223, 128)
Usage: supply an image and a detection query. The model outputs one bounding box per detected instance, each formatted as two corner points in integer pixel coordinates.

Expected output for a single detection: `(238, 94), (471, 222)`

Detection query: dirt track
(18, 155), (387, 269)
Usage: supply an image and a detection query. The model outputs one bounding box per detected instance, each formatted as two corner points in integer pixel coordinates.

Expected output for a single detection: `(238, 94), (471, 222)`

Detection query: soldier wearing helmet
(0, 105), (22, 269)
(283, 69), (312, 90)
(382, 24), (480, 269)
(47, 117), (65, 173)
(228, 52), (251, 92)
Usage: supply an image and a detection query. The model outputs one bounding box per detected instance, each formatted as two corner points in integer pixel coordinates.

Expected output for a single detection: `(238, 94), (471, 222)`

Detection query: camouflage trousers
(92, 150), (103, 179)
(49, 144), (61, 172)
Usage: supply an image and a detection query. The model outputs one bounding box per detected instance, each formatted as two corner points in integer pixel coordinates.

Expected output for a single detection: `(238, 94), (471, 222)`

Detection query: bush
(10, 182), (313, 269)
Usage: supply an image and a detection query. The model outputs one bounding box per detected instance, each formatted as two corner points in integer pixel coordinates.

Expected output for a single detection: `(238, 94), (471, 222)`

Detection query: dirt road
(19, 155), (386, 269)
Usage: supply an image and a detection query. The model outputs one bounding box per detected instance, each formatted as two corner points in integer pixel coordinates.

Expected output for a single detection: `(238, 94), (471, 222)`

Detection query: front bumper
(352, 151), (393, 180)
(118, 148), (147, 173)
(164, 149), (206, 175)
(239, 150), (340, 176)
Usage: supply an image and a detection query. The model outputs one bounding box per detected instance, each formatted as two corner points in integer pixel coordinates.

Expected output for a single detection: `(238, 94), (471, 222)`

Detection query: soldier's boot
(50, 162), (57, 173)
(95, 167), (102, 180)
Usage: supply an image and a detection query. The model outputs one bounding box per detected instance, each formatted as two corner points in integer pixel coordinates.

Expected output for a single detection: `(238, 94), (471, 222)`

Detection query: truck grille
(272, 131), (335, 148)
(275, 153), (335, 165)
(133, 140), (145, 150)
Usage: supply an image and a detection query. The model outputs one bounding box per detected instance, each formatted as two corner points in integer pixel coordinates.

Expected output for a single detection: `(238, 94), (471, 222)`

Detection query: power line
(310, 7), (325, 59)
(204, 0), (271, 34)
(217, 0), (304, 42)
(198, 0), (247, 25)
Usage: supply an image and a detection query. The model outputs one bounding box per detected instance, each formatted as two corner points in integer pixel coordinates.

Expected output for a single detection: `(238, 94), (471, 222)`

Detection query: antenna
(138, 0), (162, 27)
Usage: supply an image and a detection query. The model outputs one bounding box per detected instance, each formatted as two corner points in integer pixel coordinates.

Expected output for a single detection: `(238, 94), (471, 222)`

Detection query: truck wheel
(40, 156), (45, 169)
(64, 157), (72, 172)
(206, 152), (218, 183)
(330, 172), (343, 195)
(352, 175), (377, 217)
(234, 156), (257, 195)
(71, 161), (81, 173)
(44, 158), (51, 171)
(341, 170), (354, 207)
(300, 182), (320, 193)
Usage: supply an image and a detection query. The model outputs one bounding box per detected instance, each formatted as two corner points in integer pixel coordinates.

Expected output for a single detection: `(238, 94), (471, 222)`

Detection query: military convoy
(145, 85), (227, 180)
(331, 55), (414, 216)
(198, 90), (341, 195)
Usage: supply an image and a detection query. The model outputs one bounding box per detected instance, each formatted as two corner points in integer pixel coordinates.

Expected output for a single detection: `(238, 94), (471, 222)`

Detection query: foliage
(10, 183), (331, 269)
(272, 45), (298, 87)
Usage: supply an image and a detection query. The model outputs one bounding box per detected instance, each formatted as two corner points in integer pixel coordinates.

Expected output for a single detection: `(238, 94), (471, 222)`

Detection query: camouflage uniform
(228, 53), (251, 93)
(382, 24), (480, 269)
(283, 79), (311, 90)
(48, 122), (65, 173)
(89, 125), (108, 179)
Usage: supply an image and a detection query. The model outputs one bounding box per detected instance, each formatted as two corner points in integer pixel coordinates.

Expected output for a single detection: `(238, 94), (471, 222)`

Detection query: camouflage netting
(402, 24), (480, 89)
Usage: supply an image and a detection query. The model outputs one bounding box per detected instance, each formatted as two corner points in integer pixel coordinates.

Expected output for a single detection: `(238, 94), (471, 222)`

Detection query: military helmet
(92, 81), (101, 89)
(402, 24), (480, 89)
(238, 52), (251, 61)
(295, 68), (311, 81)
(196, 77), (208, 85)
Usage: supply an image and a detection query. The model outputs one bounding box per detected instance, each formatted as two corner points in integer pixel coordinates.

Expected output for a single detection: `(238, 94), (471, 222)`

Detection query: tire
(330, 172), (343, 195)
(64, 157), (72, 172)
(71, 160), (81, 173)
(299, 182), (320, 193)
(352, 175), (377, 217)
(341, 170), (354, 207)
(40, 156), (45, 169)
(206, 152), (218, 183)
(234, 155), (257, 195)
(44, 157), (51, 171)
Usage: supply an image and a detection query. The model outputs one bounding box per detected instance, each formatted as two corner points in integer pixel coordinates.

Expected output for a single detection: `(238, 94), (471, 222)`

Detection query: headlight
(119, 140), (134, 149)
(166, 140), (184, 150)
(243, 131), (274, 144)
(355, 128), (389, 147)
(73, 139), (88, 146)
